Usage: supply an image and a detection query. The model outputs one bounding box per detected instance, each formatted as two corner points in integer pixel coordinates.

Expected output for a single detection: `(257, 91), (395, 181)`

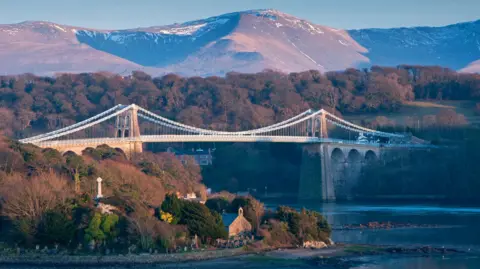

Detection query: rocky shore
(0, 244), (468, 267)
(0, 248), (247, 266)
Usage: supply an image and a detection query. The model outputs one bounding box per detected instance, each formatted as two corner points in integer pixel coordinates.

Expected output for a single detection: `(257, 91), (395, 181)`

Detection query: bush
(261, 219), (295, 247)
(37, 210), (75, 246)
(275, 206), (331, 244)
(82, 145), (127, 161)
(205, 197), (230, 213)
(84, 212), (120, 245)
(178, 201), (227, 242)
(160, 194), (182, 224)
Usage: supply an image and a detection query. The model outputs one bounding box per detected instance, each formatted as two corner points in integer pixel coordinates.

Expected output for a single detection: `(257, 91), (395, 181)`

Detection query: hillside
(0, 21), (155, 76)
(461, 60), (480, 73)
(344, 100), (480, 127)
(0, 9), (478, 76)
(0, 66), (478, 142)
(348, 19), (480, 72)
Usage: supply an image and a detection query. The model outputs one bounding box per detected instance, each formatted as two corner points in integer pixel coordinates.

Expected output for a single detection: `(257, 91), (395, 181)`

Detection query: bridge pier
(299, 143), (381, 201)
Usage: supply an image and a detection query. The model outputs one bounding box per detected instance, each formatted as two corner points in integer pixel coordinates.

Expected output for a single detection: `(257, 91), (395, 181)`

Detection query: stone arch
(342, 149), (363, 200)
(365, 150), (377, 163)
(331, 148), (345, 162)
(331, 148), (346, 199)
(347, 149), (362, 163)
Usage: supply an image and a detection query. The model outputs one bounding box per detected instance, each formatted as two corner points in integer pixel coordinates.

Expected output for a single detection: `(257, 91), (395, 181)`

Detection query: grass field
(344, 100), (480, 126)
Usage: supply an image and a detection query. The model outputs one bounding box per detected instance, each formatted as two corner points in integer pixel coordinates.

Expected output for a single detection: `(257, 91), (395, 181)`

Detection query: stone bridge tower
(114, 104), (143, 156)
(306, 112), (328, 139)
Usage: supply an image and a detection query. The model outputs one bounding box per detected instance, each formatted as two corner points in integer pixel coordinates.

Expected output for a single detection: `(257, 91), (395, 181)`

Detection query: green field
(344, 100), (480, 126)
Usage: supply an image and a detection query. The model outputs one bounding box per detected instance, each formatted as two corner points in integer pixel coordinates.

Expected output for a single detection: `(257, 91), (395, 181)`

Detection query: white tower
(96, 177), (103, 199)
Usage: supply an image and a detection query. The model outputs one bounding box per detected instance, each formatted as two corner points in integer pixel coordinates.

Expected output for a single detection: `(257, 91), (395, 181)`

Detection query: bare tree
(0, 172), (73, 222)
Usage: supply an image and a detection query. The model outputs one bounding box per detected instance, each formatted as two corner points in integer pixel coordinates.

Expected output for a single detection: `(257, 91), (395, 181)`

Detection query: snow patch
(53, 24), (66, 32)
(110, 34), (124, 43)
(275, 23), (283, 28)
(288, 39), (321, 67)
(71, 29), (77, 34)
(3, 29), (19, 36)
(79, 30), (95, 38)
(159, 23), (207, 35)
(107, 32), (138, 44)
(158, 18), (229, 36)
(338, 40), (349, 46)
(281, 17), (324, 35)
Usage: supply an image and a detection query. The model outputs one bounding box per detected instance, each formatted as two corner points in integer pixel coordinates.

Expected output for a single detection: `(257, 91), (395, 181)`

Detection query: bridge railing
(21, 104), (436, 148)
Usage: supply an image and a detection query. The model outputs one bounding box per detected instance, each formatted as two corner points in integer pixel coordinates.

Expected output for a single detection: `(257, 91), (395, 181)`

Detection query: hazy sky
(1, 0), (479, 30)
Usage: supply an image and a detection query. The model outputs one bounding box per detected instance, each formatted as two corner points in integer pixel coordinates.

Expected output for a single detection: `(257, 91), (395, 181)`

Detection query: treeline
(0, 138), (331, 251)
(0, 136), (206, 250)
(0, 66), (479, 138)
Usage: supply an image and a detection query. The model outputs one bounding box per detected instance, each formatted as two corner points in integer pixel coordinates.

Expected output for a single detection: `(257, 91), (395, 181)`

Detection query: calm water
(4, 202), (480, 268)
(268, 201), (480, 268)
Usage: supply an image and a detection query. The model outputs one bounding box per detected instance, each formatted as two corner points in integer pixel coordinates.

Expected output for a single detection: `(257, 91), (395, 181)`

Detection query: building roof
(221, 213), (238, 227)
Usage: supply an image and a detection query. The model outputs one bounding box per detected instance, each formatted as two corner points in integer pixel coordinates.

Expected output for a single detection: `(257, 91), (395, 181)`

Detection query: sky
(1, 0), (479, 30)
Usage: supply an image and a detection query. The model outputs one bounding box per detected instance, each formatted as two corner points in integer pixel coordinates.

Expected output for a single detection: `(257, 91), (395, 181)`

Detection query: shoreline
(0, 243), (470, 267)
(0, 248), (249, 266)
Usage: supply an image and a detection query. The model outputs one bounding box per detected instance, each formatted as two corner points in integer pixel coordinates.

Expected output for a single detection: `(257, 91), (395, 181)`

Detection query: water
(266, 201), (480, 268)
(5, 202), (480, 268)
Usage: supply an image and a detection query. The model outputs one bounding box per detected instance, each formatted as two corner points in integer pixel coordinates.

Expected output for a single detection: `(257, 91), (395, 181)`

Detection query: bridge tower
(319, 112), (328, 139)
(115, 105), (141, 138)
(114, 104), (143, 155)
(310, 112), (328, 139)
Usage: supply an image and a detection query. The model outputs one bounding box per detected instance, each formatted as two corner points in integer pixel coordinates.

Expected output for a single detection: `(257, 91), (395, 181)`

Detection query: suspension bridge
(19, 104), (429, 155)
(19, 104), (434, 201)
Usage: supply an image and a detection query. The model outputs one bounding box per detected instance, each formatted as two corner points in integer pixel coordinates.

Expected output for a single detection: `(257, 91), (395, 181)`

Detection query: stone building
(222, 207), (252, 237)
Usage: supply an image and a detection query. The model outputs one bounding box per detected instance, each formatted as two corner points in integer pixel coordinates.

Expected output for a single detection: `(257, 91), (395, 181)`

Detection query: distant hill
(0, 9), (479, 76)
(349, 19), (480, 71)
(461, 60), (480, 73)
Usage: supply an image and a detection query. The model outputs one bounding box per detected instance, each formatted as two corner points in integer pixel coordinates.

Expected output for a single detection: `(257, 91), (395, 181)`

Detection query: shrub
(261, 219), (295, 247)
(160, 194), (182, 223)
(205, 197), (230, 213)
(174, 200), (227, 242)
(37, 210), (75, 246)
(84, 212), (120, 245)
(275, 206), (331, 244)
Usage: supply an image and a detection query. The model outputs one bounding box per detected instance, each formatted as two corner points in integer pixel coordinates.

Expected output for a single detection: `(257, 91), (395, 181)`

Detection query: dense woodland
(0, 65), (479, 138)
(0, 138), (331, 251)
(0, 66), (480, 196)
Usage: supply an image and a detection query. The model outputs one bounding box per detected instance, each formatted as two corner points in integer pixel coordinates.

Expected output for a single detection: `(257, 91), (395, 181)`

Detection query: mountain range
(0, 9), (479, 76)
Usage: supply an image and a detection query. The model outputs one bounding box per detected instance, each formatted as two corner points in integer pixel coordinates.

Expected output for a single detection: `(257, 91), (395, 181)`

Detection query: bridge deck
(33, 135), (435, 149)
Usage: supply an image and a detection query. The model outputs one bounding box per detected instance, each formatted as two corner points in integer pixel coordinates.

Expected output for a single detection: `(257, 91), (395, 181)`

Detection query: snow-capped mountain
(0, 9), (479, 76)
(0, 21), (149, 76)
(73, 9), (368, 76)
(348, 19), (480, 71)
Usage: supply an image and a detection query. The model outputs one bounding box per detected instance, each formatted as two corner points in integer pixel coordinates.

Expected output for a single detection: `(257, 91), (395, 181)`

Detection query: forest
(0, 66), (479, 195)
(0, 65), (479, 139)
(0, 137), (331, 251)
